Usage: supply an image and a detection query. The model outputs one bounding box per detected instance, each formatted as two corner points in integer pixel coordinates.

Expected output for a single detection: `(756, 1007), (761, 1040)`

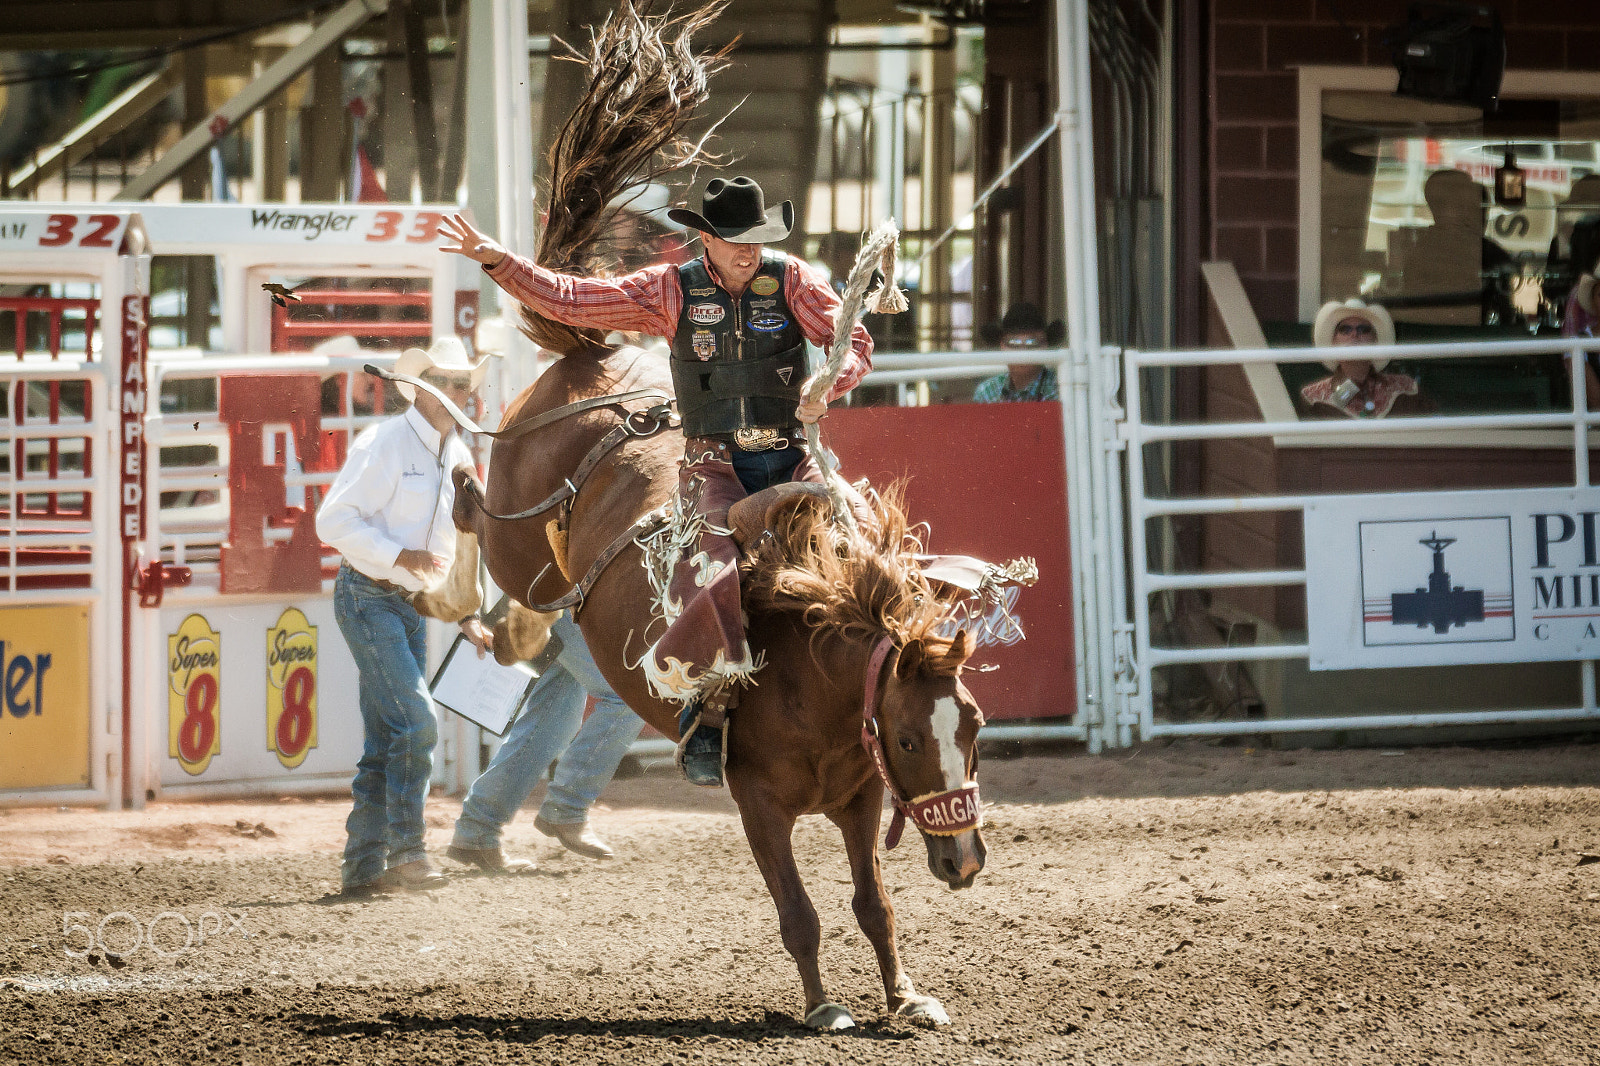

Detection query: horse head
(874, 629), (988, 890)
(740, 484), (994, 891)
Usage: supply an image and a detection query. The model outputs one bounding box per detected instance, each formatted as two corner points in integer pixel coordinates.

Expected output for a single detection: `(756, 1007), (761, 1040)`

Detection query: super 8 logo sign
(168, 614), (221, 776)
(265, 608), (317, 768)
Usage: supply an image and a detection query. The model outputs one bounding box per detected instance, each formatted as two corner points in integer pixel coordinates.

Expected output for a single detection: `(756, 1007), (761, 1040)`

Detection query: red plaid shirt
(484, 251), (874, 403)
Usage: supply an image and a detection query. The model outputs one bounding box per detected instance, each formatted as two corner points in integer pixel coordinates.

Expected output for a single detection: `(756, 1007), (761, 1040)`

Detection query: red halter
(859, 634), (983, 850)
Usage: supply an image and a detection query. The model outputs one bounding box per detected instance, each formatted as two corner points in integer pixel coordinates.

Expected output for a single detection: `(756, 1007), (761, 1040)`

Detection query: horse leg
(736, 796), (855, 1030)
(828, 783), (950, 1027)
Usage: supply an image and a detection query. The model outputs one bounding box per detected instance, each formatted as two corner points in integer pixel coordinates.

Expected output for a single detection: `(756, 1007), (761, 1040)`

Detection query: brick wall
(1209, 0), (1600, 326)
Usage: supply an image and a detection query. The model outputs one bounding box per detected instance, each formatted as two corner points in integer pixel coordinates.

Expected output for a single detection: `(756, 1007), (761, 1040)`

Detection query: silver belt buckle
(734, 427), (787, 452)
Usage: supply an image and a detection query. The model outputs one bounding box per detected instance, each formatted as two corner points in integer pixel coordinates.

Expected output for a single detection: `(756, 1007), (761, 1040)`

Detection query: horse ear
(951, 627), (974, 664)
(893, 640), (922, 680)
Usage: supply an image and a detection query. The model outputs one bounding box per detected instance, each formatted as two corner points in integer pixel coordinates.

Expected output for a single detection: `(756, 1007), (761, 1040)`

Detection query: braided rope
(800, 220), (908, 528)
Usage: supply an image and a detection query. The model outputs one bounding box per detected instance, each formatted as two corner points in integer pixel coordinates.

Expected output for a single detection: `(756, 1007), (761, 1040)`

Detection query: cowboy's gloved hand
(440, 214), (508, 269)
(795, 397), (828, 424)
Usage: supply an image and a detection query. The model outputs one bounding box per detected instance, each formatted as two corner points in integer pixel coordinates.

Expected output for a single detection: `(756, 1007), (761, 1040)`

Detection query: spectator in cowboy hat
(973, 302), (1065, 403)
(315, 335), (498, 896)
(1299, 298), (1427, 419)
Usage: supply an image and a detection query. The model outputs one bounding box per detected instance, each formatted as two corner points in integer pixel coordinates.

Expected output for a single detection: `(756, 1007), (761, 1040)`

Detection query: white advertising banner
(1305, 486), (1600, 670)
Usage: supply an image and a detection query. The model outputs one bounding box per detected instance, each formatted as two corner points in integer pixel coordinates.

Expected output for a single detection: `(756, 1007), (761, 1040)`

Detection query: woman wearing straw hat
(1299, 298), (1424, 419)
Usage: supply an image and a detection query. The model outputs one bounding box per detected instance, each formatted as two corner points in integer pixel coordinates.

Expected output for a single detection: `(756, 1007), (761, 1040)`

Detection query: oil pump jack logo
(1359, 517), (1514, 647)
(1389, 531), (1485, 633)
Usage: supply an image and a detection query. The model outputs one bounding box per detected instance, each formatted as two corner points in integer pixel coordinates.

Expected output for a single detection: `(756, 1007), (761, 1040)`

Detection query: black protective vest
(670, 254), (807, 439)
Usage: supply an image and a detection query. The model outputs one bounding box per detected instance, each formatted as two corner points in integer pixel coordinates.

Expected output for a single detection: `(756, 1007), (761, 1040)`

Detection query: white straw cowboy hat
(667, 176), (793, 244)
(1313, 298), (1396, 370)
(391, 336), (496, 402)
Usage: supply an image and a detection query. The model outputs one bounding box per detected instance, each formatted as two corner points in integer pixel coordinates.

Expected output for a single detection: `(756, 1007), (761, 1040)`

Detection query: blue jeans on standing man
(334, 562), (438, 890)
(452, 611), (641, 850)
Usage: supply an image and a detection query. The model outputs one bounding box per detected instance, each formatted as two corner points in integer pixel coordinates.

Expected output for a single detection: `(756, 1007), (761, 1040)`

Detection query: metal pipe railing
(1124, 333), (1600, 742)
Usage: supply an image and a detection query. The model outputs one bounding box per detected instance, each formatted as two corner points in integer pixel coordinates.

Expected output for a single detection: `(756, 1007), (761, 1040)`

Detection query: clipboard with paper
(428, 635), (538, 737)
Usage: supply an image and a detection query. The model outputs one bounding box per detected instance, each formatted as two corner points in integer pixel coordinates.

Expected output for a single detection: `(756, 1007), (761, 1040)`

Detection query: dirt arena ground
(2, 737), (1599, 1065)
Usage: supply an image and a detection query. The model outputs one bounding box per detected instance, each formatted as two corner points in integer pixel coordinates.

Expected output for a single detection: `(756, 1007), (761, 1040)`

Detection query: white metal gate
(1120, 335), (1600, 743)
(0, 208), (146, 807)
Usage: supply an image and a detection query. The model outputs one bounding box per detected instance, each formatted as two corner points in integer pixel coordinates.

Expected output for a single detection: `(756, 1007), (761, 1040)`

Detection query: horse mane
(741, 485), (974, 678)
(523, 0), (731, 356)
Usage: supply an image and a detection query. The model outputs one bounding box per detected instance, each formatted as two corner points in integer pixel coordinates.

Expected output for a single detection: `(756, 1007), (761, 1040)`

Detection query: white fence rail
(1122, 335), (1600, 744)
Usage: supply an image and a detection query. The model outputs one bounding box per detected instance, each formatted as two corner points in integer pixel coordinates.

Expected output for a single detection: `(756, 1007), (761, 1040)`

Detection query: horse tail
(520, 0), (731, 357)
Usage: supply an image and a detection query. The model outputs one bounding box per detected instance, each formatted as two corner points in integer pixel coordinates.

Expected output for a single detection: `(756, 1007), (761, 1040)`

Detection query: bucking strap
(527, 505), (671, 617)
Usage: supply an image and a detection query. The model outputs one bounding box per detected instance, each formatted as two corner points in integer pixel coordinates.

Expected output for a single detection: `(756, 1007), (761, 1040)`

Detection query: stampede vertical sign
(168, 614), (222, 775)
(120, 291), (147, 547)
(265, 608), (318, 768)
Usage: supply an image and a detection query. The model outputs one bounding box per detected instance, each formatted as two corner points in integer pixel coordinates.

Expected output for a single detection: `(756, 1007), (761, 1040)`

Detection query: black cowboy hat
(667, 176), (793, 244)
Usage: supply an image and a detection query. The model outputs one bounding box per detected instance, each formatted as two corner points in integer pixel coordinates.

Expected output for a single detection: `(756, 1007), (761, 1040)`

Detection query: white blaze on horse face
(930, 696), (966, 789)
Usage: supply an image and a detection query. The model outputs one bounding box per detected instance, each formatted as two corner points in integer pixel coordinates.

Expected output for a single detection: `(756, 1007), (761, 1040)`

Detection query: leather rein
(859, 634), (983, 850)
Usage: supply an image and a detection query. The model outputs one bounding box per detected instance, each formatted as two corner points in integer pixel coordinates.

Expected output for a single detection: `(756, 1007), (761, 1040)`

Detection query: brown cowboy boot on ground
(444, 844), (536, 874)
(384, 859), (447, 890)
(533, 816), (614, 859)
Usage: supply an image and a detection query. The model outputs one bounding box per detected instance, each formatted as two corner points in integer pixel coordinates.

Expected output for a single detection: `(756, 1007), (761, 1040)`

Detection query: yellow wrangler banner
(168, 613), (222, 776)
(266, 607), (318, 768)
(0, 605), (90, 790)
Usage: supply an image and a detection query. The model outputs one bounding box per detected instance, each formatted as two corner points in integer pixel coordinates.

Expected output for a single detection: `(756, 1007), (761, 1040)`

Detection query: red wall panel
(823, 402), (1076, 722)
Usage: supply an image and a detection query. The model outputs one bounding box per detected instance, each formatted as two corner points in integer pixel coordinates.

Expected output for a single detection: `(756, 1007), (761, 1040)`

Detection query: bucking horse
(398, 0), (1032, 1030)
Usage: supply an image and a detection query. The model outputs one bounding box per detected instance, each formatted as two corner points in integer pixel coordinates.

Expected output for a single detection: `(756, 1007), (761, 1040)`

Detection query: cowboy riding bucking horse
(441, 174), (877, 786)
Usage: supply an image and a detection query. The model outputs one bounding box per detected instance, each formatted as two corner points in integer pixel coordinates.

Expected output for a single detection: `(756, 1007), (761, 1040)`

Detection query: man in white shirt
(316, 336), (496, 896)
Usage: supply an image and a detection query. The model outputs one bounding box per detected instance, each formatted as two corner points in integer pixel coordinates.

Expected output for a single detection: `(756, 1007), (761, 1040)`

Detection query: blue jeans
(731, 443), (804, 494)
(452, 611), (641, 849)
(334, 563), (438, 888)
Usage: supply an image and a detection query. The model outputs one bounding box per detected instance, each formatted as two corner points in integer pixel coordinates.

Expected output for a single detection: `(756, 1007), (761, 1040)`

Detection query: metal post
(1054, 0), (1117, 748)
(1572, 343), (1596, 714)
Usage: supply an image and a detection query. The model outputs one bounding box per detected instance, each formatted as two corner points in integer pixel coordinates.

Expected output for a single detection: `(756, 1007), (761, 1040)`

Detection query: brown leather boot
(384, 859), (447, 890)
(533, 816), (614, 859)
(444, 844), (536, 874)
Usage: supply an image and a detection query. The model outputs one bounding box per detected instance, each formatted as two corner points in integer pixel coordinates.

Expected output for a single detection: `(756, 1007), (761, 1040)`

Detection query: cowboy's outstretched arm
(443, 214), (679, 337)
(440, 214), (507, 269)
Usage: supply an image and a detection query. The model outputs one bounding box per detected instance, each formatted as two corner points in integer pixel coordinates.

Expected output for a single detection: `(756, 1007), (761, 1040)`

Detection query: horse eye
(898, 738), (916, 753)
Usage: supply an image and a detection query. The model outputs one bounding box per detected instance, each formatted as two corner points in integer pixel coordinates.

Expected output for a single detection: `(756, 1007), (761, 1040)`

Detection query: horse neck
(803, 626), (890, 734)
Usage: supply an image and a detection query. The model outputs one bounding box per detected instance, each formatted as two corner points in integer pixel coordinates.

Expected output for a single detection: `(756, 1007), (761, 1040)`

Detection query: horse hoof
(803, 1002), (856, 1030)
(894, 995), (950, 1027)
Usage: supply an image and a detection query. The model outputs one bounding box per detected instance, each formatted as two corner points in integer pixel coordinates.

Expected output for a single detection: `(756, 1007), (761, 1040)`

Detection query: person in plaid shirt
(440, 177), (876, 787)
(973, 303), (1062, 403)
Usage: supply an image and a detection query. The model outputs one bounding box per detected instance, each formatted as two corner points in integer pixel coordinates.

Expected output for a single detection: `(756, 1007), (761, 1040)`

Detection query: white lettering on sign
(120, 295), (148, 544)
